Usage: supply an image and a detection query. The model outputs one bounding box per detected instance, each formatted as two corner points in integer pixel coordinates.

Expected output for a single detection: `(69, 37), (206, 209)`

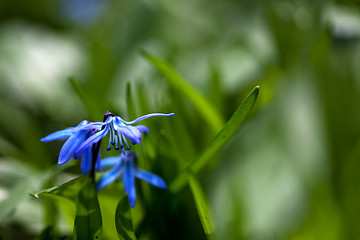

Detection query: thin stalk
(90, 111), (113, 182)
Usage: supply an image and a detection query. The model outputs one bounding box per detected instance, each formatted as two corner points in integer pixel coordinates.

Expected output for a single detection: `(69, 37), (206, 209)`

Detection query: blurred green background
(0, 0), (360, 239)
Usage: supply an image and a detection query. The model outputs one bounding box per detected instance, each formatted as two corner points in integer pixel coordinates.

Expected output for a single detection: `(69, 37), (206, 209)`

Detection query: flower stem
(90, 111), (113, 182)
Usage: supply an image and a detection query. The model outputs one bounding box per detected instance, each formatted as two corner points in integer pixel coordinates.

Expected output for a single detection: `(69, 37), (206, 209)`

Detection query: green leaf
(139, 49), (224, 133)
(35, 226), (62, 240)
(73, 178), (103, 240)
(69, 77), (102, 120)
(162, 89), (197, 168)
(136, 84), (152, 116)
(126, 81), (137, 120)
(115, 196), (137, 240)
(188, 175), (217, 240)
(30, 176), (87, 202)
(208, 65), (224, 113)
(170, 85), (260, 192)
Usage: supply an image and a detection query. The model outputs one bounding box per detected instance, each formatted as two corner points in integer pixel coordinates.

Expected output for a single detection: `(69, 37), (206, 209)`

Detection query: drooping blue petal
(82, 150), (101, 175)
(135, 125), (149, 133)
(124, 113), (174, 125)
(133, 168), (167, 189)
(58, 130), (88, 165)
(100, 156), (122, 168)
(117, 126), (142, 144)
(41, 127), (74, 142)
(123, 163), (136, 207)
(74, 124), (110, 159)
(96, 164), (123, 190)
(80, 146), (92, 175)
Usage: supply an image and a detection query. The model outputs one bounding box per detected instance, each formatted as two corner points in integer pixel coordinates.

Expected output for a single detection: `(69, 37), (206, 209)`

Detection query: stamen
(120, 145), (125, 154)
(113, 135), (119, 149)
(111, 125), (116, 144)
(119, 134), (123, 149)
(107, 126), (113, 150)
(122, 135), (130, 150)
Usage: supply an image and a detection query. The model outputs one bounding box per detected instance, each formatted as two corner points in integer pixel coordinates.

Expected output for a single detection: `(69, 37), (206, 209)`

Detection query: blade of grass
(35, 226), (57, 240)
(209, 65), (224, 113)
(127, 82), (152, 205)
(139, 49), (224, 133)
(136, 84), (157, 160)
(170, 86), (260, 193)
(126, 81), (137, 120)
(69, 77), (104, 120)
(188, 174), (217, 240)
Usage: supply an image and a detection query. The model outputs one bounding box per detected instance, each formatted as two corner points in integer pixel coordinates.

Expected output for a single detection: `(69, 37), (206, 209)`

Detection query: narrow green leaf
(188, 175), (217, 240)
(128, 83), (152, 203)
(69, 78), (104, 119)
(136, 85), (157, 160)
(139, 49), (224, 133)
(136, 84), (151, 115)
(162, 89), (197, 168)
(73, 178), (103, 240)
(170, 85), (260, 192)
(115, 196), (137, 240)
(209, 65), (224, 113)
(126, 82), (137, 120)
(35, 226), (59, 240)
(30, 176), (86, 202)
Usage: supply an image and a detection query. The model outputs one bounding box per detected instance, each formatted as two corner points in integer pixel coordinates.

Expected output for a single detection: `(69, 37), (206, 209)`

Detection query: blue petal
(123, 164), (136, 207)
(41, 127), (74, 142)
(133, 168), (167, 189)
(117, 126), (142, 144)
(135, 125), (149, 133)
(96, 164), (123, 191)
(74, 124), (110, 159)
(100, 156), (122, 168)
(124, 113), (174, 124)
(80, 147), (92, 175)
(58, 130), (89, 165)
(74, 121), (104, 131)
(76, 120), (90, 127)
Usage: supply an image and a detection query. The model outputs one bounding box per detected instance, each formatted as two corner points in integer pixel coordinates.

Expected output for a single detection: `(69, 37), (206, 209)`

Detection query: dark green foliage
(1, 0), (360, 239)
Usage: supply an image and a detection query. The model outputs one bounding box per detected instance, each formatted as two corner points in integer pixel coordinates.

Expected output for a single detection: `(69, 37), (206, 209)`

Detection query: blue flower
(97, 152), (167, 207)
(41, 120), (101, 175)
(74, 112), (174, 158)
